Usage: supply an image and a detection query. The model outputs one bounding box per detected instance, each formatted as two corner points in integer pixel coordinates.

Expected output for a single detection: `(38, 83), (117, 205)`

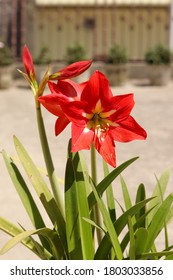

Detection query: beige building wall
(28, 5), (170, 61)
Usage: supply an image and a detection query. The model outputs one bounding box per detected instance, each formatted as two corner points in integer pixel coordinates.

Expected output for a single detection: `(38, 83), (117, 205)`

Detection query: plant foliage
(145, 45), (171, 65)
(106, 44), (127, 64)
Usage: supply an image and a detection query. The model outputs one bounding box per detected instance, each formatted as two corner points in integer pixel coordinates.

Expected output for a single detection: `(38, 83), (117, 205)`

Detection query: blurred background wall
(0, 0), (172, 61)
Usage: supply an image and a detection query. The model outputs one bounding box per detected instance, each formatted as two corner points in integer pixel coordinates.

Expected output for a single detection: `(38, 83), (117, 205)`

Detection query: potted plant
(0, 43), (14, 89)
(34, 47), (52, 83)
(145, 45), (172, 85)
(64, 44), (89, 83)
(65, 44), (86, 64)
(104, 44), (128, 86)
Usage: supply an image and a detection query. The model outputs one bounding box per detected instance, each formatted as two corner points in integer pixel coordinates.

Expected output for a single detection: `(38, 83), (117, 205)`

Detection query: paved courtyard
(0, 77), (173, 259)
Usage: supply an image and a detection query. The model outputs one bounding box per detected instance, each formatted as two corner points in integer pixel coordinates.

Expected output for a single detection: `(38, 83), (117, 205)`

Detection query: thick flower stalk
(38, 71), (147, 167)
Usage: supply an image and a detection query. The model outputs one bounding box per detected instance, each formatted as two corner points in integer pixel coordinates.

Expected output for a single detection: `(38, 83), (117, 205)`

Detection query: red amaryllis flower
(22, 45), (36, 83)
(58, 71), (147, 167)
(38, 79), (86, 136)
(49, 60), (92, 80)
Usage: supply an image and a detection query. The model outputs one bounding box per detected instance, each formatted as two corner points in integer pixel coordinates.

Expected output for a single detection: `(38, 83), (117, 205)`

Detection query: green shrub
(65, 44), (86, 64)
(107, 44), (127, 64)
(145, 45), (171, 65)
(34, 47), (52, 65)
(0, 45), (14, 66)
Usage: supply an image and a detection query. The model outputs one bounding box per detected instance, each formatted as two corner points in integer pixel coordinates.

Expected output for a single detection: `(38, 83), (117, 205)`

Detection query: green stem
(36, 101), (64, 217)
(91, 143), (97, 185)
(91, 143), (103, 244)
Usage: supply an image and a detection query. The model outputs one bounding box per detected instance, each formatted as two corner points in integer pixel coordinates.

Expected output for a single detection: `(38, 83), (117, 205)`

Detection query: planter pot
(0, 65), (14, 89)
(147, 64), (171, 86)
(104, 64), (128, 86)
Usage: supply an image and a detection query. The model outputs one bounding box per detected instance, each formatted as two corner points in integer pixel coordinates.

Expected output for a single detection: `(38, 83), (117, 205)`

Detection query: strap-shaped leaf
(121, 206), (155, 254)
(128, 216), (135, 260)
(2, 150), (45, 228)
(103, 161), (116, 222)
(141, 250), (173, 260)
(145, 194), (173, 252)
(88, 157), (138, 209)
(0, 227), (63, 259)
(65, 158), (82, 259)
(89, 177), (123, 260)
(135, 183), (146, 227)
(0, 217), (52, 259)
(2, 150), (50, 251)
(121, 176), (133, 210)
(13, 136), (67, 252)
(71, 150), (94, 260)
(121, 176), (136, 225)
(95, 198), (154, 259)
(147, 170), (170, 225)
(135, 228), (148, 256)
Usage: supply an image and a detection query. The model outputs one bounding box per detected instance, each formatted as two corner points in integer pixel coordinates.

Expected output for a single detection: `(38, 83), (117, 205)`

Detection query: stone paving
(0, 78), (173, 259)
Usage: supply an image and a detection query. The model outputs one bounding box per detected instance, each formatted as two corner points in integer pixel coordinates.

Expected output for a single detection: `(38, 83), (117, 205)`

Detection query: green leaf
(95, 198), (154, 260)
(140, 250), (173, 259)
(135, 184), (146, 227)
(0, 217), (52, 259)
(121, 176), (133, 210)
(89, 177), (123, 260)
(121, 207), (154, 254)
(145, 194), (173, 252)
(13, 136), (67, 251)
(135, 228), (148, 256)
(83, 217), (105, 232)
(165, 254), (173, 260)
(166, 206), (173, 224)
(71, 151), (94, 260)
(88, 157), (138, 209)
(2, 150), (50, 251)
(120, 176), (136, 225)
(128, 216), (135, 260)
(0, 227), (63, 259)
(147, 170), (170, 225)
(65, 158), (82, 260)
(103, 161), (116, 222)
(115, 198), (154, 234)
(94, 234), (111, 260)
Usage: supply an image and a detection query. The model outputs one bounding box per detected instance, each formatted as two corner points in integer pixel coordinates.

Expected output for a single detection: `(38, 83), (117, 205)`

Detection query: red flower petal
(55, 116), (70, 136)
(38, 94), (70, 135)
(61, 101), (87, 124)
(48, 79), (83, 100)
(49, 60), (92, 80)
(111, 116), (147, 142)
(109, 94), (134, 121)
(94, 132), (116, 167)
(80, 71), (100, 111)
(80, 71), (112, 111)
(71, 123), (94, 152)
(38, 94), (64, 117)
(97, 71), (113, 106)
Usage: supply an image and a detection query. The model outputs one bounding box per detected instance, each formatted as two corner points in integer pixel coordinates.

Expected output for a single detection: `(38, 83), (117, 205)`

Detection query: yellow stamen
(85, 99), (118, 132)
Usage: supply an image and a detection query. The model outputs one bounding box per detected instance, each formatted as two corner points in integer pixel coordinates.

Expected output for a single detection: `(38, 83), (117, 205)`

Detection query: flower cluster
(22, 45), (146, 167)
